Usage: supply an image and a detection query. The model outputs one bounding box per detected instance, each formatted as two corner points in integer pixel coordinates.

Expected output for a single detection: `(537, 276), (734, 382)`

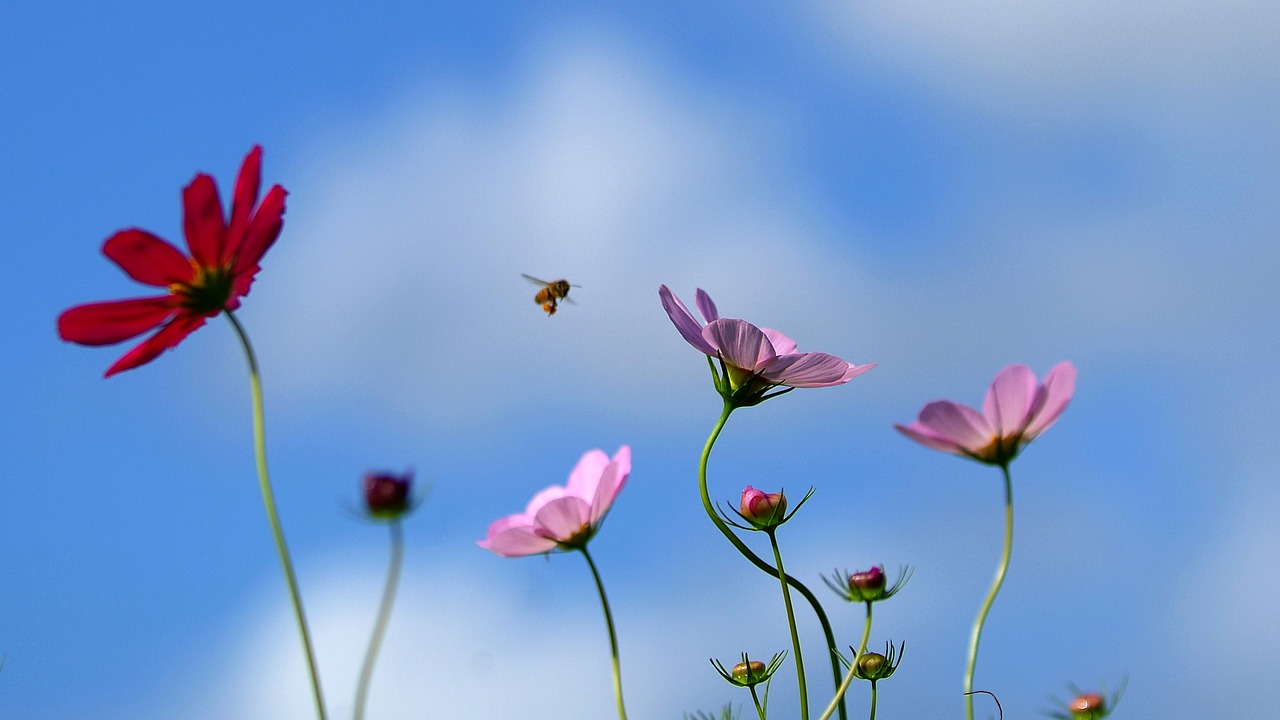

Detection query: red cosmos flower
(57, 146), (286, 377)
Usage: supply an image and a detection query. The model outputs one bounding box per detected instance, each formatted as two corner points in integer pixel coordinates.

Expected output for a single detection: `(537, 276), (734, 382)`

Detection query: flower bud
(731, 660), (767, 685)
(363, 471), (412, 519)
(856, 652), (886, 677)
(1070, 693), (1106, 718)
(849, 566), (887, 600)
(740, 486), (787, 528)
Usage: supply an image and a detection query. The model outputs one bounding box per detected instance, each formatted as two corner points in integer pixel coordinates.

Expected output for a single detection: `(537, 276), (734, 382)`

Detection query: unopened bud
(740, 486), (787, 528)
(363, 471), (412, 519)
(731, 660), (767, 685)
(1071, 693), (1106, 718)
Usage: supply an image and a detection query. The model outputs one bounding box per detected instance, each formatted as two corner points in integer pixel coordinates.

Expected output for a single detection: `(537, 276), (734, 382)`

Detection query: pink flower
(896, 362), (1077, 466)
(478, 446), (631, 557)
(739, 486), (787, 528)
(659, 285), (875, 405)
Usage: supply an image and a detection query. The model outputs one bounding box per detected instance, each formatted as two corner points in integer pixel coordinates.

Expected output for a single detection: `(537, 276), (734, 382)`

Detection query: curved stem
(816, 602), (874, 720)
(580, 547), (628, 720)
(226, 312), (328, 720)
(963, 464), (1014, 720)
(354, 521), (404, 720)
(768, 532), (809, 720)
(699, 401), (848, 720)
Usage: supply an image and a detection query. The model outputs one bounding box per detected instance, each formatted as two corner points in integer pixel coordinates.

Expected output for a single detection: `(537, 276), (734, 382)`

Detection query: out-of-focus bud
(739, 486), (787, 529)
(363, 471), (412, 519)
(1070, 693), (1107, 719)
(849, 567), (887, 599)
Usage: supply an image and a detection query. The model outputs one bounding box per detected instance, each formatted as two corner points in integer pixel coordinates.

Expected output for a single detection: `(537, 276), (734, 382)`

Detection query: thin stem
(858, 602), (873, 658)
(698, 401), (848, 720)
(580, 546), (628, 720)
(963, 463), (1014, 720)
(768, 532), (809, 720)
(226, 312), (328, 720)
(354, 520), (404, 720)
(867, 681), (878, 720)
(815, 602), (874, 720)
(749, 685), (767, 720)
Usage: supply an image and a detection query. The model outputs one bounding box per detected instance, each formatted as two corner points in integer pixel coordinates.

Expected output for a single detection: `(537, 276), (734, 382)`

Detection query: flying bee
(522, 274), (579, 316)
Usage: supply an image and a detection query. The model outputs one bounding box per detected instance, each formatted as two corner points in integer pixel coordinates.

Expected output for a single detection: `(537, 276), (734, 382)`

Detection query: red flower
(58, 146), (287, 377)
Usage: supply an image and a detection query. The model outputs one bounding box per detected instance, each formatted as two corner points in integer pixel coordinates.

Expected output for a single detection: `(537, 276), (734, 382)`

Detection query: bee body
(522, 275), (577, 316)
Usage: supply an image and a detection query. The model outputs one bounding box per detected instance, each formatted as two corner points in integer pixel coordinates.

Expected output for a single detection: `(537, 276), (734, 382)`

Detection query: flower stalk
(227, 311), (327, 720)
(581, 546), (628, 720)
(964, 463), (1014, 720)
(354, 519), (404, 720)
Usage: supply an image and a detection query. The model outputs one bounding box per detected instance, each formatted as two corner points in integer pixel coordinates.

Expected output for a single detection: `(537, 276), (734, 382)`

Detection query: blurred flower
(363, 471), (413, 520)
(58, 146), (286, 377)
(711, 651), (787, 689)
(896, 362), (1077, 466)
(739, 486), (786, 528)
(824, 565), (912, 603)
(478, 446), (631, 557)
(659, 285), (875, 407)
(1046, 679), (1125, 720)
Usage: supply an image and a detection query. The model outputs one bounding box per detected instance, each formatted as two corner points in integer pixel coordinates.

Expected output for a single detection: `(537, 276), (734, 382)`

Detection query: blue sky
(3, 2), (1278, 718)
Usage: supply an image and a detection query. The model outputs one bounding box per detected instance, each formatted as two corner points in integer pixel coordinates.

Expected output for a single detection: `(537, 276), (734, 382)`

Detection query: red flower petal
(226, 146), (263, 264)
(233, 183), (286, 278)
(182, 173), (227, 269)
(103, 229), (195, 287)
(103, 311), (208, 377)
(57, 296), (179, 346)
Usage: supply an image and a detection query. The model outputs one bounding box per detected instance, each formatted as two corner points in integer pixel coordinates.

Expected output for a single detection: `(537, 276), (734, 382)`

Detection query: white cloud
(806, 1), (1280, 116)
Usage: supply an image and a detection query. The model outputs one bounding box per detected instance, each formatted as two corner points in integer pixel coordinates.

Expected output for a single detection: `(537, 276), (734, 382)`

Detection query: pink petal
(478, 515), (558, 557)
(983, 364), (1037, 437)
(589, 446), (631, 524)
(704, 318), (775, 373)
(1024, 361), (1077, 439)
(763, 352), (854, 387)
(565, 449), (610, 500)
(916, 401), (994, 453)
(58, 296), (179, 346)
(841, 363), (877, 381)
(761, 328), (798, 356)
(524, 485), (570, 516)
(895, 422), (970, 456)
(532, 496), (592, 541)
(103, 312), (208, 377)
(182, 173), (227, 269)
(695, 288), (720, 323)
(659, 285), (716, 355)
(102, 229), (195, 287)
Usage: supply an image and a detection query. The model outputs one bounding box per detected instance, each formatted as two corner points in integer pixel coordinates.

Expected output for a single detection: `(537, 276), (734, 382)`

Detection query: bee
(522, 274), (579, 316)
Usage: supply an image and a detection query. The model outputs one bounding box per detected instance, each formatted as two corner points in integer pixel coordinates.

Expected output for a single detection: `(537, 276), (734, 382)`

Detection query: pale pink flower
(659, 285), (874, 404)
(896, 362), (1077, 466)
(739, 486), (787, 528)
(478, 446), (631, 557)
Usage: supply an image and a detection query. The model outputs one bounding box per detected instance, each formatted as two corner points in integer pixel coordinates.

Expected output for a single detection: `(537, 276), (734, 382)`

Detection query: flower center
(172, 263), (234, 315)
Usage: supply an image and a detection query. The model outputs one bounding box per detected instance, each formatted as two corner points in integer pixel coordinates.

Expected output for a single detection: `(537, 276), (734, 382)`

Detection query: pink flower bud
(1070, 693), (1106, 718)
(363, 471), (412, 518)
(740, 486), (787, 528)
(849, 566), (887, 600)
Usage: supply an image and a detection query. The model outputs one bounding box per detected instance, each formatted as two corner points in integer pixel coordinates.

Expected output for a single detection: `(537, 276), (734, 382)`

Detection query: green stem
(768, 532), (809, 720)
(816, 603), (873, 720)
(963, 463), (1014, 720)
(750, 685), (767, 720)
(226, 312), (328, 720)
(867, 681), (878, 720)
(354, 520), (404, 720)
(580, 546), (628, 720)
(699, 401), (848, 720)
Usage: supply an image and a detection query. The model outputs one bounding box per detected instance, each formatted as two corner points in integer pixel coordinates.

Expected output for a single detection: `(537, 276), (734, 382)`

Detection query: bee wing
(521, 273), (551, 286)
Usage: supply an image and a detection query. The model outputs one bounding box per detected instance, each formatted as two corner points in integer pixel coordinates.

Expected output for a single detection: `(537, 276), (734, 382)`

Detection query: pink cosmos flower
(659, 285), (875, 405)
(895, 362), (1077, 466)
(478, 446), (631, 558)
